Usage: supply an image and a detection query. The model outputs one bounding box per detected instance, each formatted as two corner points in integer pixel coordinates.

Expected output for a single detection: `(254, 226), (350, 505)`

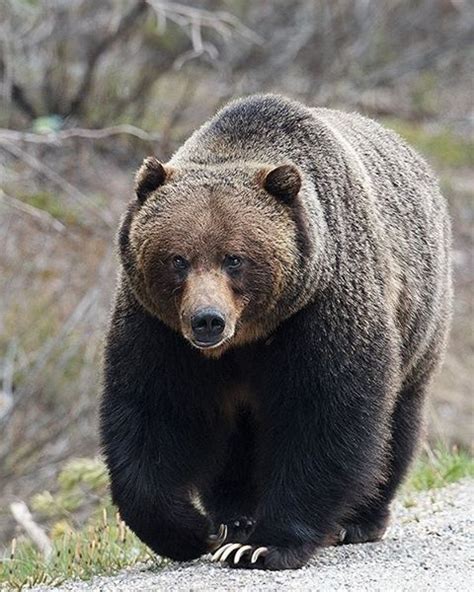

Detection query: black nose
(191, 308), (226, 344)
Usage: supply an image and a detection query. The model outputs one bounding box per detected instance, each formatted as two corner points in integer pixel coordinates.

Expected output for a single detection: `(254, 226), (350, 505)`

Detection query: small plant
(31, 457), (110, 520)
(0, 458), (164, 590)
(406, 445), (474, 492)
(1, 509), (161, 590)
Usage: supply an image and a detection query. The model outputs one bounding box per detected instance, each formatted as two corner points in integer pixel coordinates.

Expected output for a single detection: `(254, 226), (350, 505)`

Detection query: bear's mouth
(190, 337), (228, 350)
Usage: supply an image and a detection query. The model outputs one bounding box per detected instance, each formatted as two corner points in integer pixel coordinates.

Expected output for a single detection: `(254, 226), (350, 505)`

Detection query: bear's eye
(223, 254), (243, 271)
(172, 255), (189, 271)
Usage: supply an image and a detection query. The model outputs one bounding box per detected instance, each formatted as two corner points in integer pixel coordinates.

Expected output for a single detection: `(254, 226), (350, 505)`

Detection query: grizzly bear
(100, 94), (452, 570)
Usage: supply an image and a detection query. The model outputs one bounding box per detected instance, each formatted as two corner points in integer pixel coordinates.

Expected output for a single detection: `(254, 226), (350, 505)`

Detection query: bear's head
(119, 156), (313, 357)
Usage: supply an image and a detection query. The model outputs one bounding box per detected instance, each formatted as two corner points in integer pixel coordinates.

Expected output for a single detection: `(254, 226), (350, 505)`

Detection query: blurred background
(0, 0), (472, 552)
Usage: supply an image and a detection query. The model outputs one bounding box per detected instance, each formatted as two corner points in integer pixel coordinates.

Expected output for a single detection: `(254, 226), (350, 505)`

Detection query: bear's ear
(135, 156), (169, 203)
(262, 164), (301, 204)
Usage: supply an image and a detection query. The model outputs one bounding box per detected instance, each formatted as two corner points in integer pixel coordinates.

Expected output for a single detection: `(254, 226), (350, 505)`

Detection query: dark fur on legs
(341, 335), (447, 545)
(202, 408), (258, 543)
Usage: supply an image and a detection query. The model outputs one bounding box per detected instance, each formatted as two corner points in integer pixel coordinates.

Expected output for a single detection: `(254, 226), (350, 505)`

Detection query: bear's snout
(178, 270), (240, 353)
(191, 307), (226, 347)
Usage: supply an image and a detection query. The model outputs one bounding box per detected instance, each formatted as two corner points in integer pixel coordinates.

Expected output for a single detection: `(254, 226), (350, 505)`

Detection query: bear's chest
(219, 380), (258, 426)
(215, 343), (262, 427)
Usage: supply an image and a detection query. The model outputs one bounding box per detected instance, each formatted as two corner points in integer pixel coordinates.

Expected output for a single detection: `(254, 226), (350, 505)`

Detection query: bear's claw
(211, 542), (269, 565)
(207, 524), (228, 550)
(250, 546), (269, 563)
(338, 528), (347, 543)
(233, 545), (253, 563)
(212, 542), (243, 562)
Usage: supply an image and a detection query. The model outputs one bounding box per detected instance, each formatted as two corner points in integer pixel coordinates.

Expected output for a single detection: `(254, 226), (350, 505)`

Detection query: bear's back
(171, 94), (315, 166)
(309, 106), (451, 373)
(310, 106), (450, 278)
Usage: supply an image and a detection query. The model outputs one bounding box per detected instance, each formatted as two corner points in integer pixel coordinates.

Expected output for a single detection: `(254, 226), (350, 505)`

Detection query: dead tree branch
(1, 141), (114, 228)
(146, 0), (261, 67)
(0, 188), (66, 233)
(68, 0), (149, 117)
(10, 501), (52, 559)
(0, 124), (161, 145)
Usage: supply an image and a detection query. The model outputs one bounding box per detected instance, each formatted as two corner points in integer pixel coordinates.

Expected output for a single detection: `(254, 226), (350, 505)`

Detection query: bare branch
(0, 188), (66, 233)
(10, 501), (52, 559)
(68, 0), (149, 117)
(0, 141), (114, 228)
(146, 0), (262, 52)
(0, 124), (161, 145)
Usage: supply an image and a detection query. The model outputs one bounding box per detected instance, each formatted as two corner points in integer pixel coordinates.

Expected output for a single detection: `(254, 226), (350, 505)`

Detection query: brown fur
(103, 94), (452, 570)
(122, 163), (302, 355)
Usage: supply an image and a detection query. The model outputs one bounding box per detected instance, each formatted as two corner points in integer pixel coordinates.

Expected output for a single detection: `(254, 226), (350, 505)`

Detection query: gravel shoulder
(38, 480), (473, 592)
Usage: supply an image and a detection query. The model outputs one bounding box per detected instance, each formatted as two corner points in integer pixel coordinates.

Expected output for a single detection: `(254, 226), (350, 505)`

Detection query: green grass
(385, 119), (474, 169)
(0, 458), (162, 590)
(406, 445), (474, 492)
(0, 510), (162, 591)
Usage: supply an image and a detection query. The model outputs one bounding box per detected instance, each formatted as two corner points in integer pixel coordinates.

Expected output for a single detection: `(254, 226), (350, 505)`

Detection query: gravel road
(37, 479), (473, 592)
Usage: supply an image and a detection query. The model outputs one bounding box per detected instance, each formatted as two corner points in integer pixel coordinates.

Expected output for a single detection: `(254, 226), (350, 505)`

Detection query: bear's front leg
(213, 299), (396, 569)
(100, 290), (228, 561)
(102, 390), (230, 561)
